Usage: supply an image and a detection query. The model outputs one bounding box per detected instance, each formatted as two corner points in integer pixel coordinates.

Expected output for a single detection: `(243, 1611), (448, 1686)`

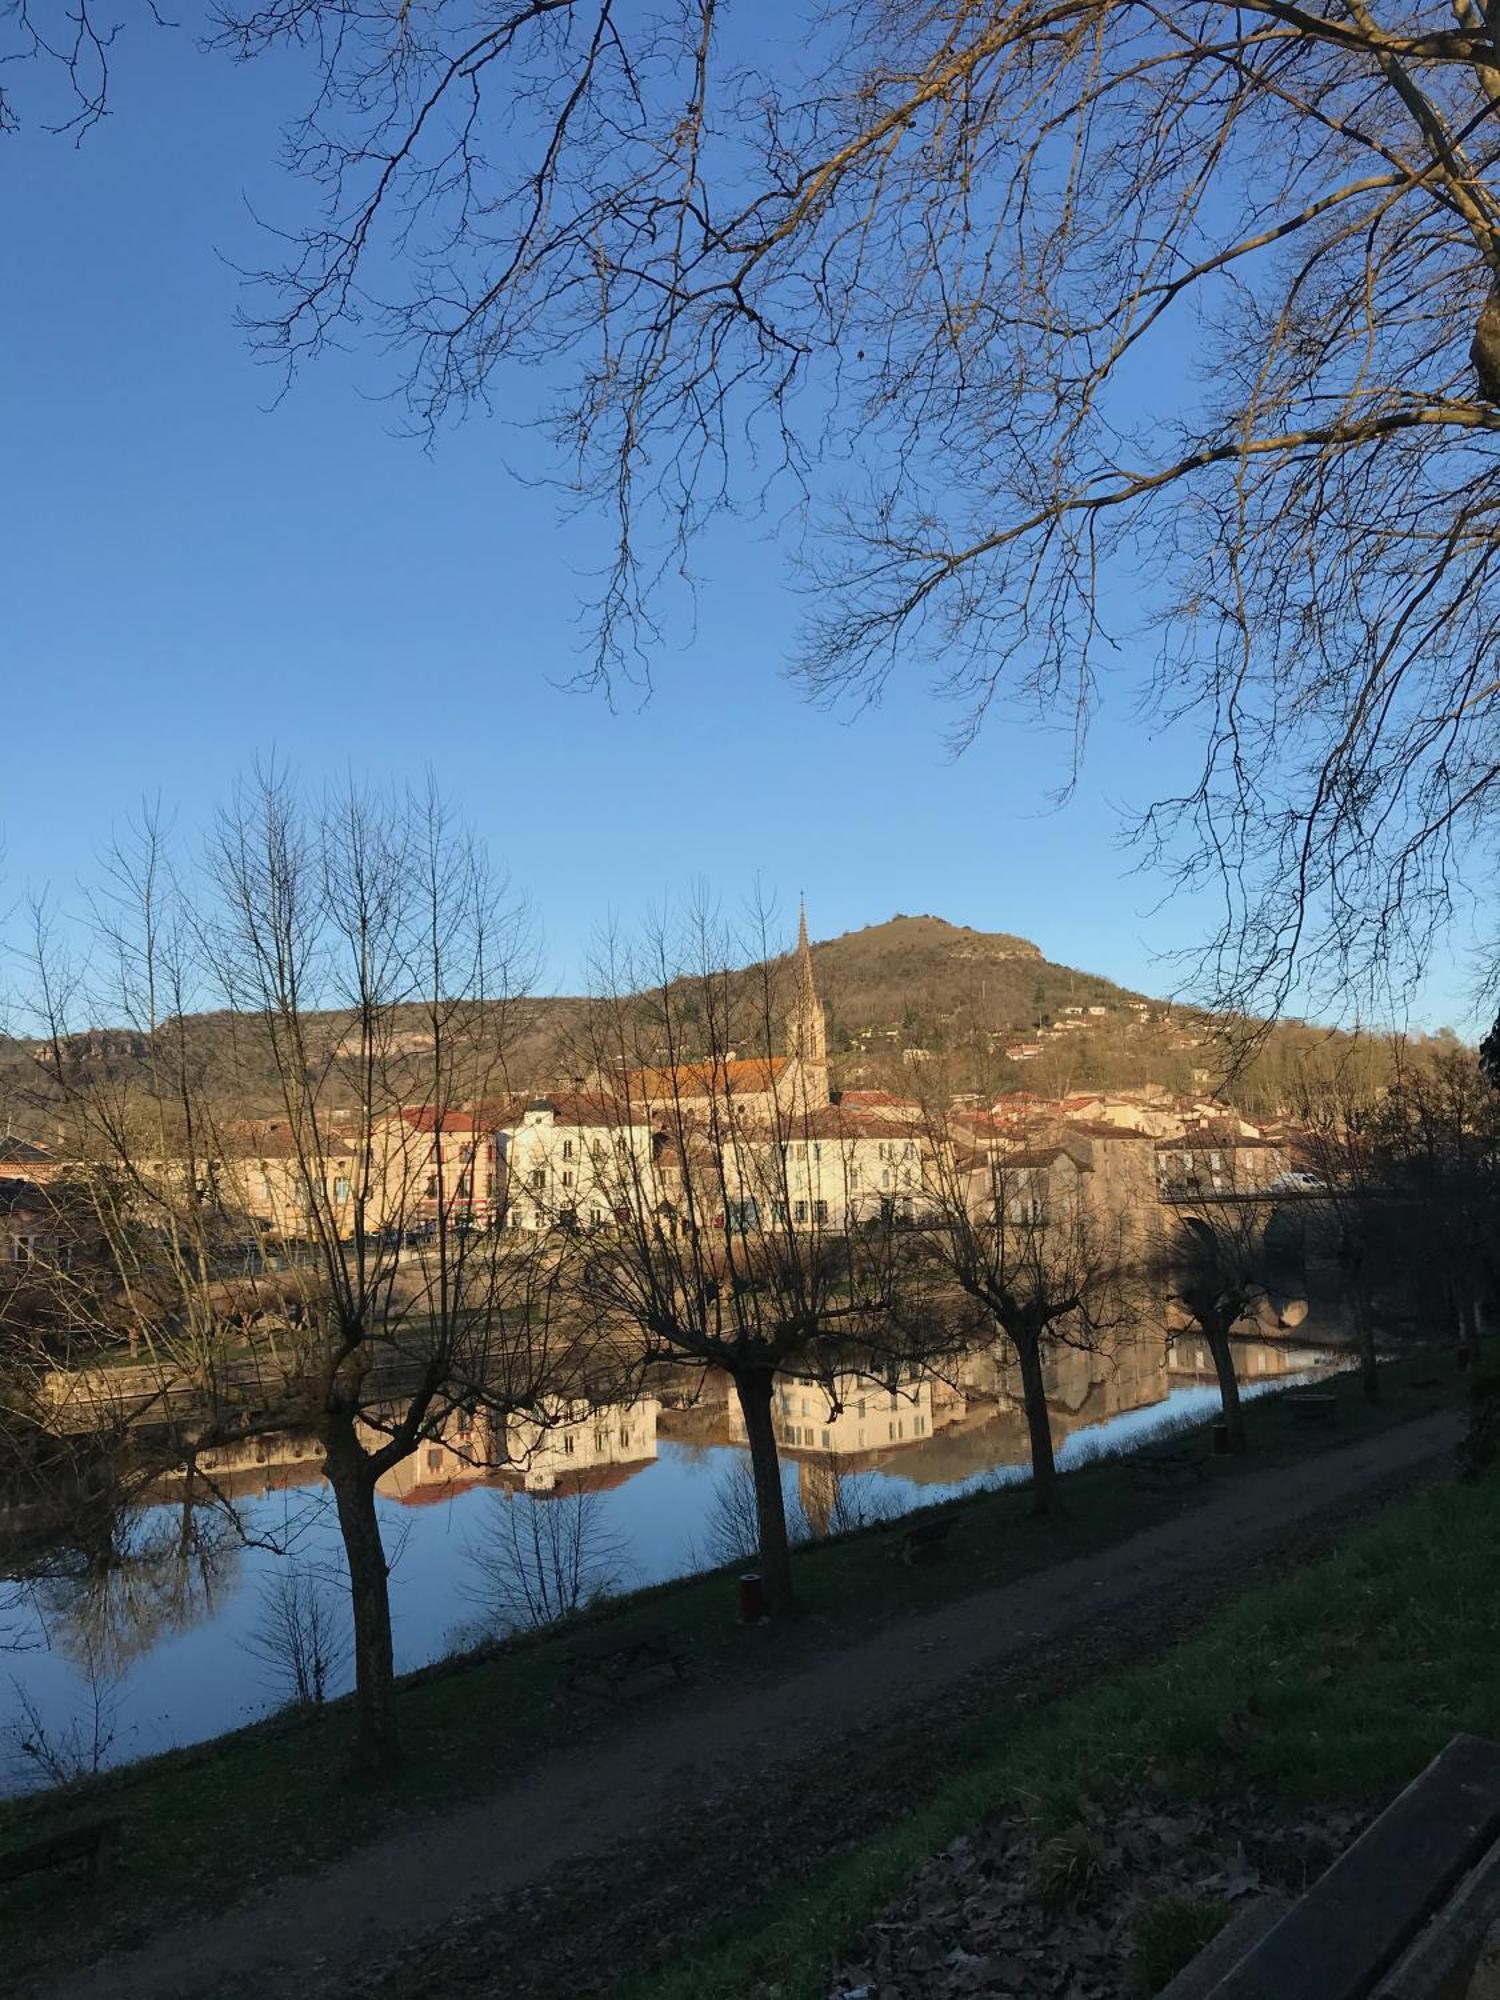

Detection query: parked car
(1268, 1170), (1327, 1194)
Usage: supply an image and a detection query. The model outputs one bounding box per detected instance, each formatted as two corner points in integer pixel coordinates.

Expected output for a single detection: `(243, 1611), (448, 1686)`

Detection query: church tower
(785, 900), (830, 1107)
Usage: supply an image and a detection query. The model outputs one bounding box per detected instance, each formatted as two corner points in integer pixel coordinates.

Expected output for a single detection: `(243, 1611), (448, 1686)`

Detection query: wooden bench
(1162, 1735), (1500, 1998)
(897, 1514), (957, 1565)
(0, 1814), (123, 1892)
(1286, 1392), (1339, 1425)
(1129, 1448), (1208, 1492)
(563, 1625), (691, 1697)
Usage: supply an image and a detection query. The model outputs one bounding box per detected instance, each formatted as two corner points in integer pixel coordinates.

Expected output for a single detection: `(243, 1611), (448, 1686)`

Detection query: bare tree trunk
(1205, 1316), (1248, 1453)
(323, 1416), (399, 1775)
(1015, 1333), (1062, 1516)
(732, 1368), (795, 1613)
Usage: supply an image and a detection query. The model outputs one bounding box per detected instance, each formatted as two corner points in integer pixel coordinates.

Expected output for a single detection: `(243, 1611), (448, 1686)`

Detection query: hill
(0, 912), (1357, 1131)
(808, 914), (1141, 1040)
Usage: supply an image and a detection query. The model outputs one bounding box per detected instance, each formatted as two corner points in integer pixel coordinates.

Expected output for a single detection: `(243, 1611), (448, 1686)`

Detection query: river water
(0, 1335), (1332, 1793)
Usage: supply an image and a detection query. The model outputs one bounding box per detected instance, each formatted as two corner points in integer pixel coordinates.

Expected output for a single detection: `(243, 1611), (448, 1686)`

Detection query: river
(0, 1333), (1333, 1793)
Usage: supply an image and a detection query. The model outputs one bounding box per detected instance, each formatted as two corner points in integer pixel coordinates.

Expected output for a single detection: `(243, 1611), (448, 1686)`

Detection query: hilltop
(808, 914), (1140, 1039)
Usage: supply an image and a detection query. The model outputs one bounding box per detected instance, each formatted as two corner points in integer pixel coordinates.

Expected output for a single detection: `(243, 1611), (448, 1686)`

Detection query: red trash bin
(738, 1571), (767, 1623)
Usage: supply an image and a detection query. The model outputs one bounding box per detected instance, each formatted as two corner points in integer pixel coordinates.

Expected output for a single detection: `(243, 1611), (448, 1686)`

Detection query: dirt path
(41, 1410), (1461, 2000)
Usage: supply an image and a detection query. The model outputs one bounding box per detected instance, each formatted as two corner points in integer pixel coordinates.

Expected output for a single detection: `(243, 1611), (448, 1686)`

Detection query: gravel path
(40, 1410), (1461, 2000)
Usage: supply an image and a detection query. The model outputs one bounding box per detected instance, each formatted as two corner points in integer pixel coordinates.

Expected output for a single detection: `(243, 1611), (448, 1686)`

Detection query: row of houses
(0, 931), (1297, 1264)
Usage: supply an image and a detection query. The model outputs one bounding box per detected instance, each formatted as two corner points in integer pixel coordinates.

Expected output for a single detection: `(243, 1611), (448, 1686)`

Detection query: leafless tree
(167, 4), (1500, 1011)
(1156, 1193), (1271, 1453)
(553, 898), (935, 1611)
(914, 1098), (1131, 1514)
(249, 1560), (350, 1707)
(5, 1636), (121, 1790)
(17, 777), (590, 1774)
(18, 8), (1500, 1005)
(466, 1485), (628, 1633)
(1367, 1041), (1500, 1365)
(1290, 1054), (1394, 1399)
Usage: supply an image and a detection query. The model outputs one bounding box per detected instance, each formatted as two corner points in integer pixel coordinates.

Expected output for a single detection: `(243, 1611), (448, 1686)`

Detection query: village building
(610, 903), (832, 1125)
(496, 1093), (660, 1234)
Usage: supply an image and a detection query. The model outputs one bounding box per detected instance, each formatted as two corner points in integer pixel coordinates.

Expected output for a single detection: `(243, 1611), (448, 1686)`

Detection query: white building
(497, 1093), (660, 1233)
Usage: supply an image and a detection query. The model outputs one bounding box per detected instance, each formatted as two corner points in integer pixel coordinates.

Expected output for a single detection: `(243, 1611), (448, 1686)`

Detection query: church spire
(786, 897), (829, 1101)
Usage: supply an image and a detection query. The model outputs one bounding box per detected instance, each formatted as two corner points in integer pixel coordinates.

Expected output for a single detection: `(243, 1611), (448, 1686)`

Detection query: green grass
(626, 1441), (1500, 2000)
(0, 1348), (1460, 1986)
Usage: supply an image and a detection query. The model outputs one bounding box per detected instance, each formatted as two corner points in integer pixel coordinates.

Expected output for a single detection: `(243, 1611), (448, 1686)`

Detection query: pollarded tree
(915, 1100), (1132, 1516)
(552, 902), (940, 1611)
(1156, 1198), (1270, 1455)
(21, 780), (589, 1774)
(1371, 1043), (1500, 1365)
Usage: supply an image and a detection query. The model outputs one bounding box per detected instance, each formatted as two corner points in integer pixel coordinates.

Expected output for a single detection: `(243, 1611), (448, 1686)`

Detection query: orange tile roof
(622, 1057), (789, 1101)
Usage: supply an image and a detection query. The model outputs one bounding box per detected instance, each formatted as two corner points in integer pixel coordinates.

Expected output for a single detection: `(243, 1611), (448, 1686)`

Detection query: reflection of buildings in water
(373, 1398), (661, 1505)
(500, 1399), (660, 1495)
(140, 1399), (663, 1509)
(1167, 1334), (1327, 1388)
(150, 1429), (327, 1504)
(705, 1324), (1211, 1496)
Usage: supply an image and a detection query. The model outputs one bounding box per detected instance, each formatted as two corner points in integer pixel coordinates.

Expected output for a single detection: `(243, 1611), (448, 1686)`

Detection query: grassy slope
(0, 1355), (1457, 1986)
(632, 1425), (1497, 2000)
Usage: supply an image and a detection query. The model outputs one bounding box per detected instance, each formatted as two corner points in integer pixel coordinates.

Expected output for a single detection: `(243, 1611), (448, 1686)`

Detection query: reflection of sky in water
(0, 1371), (1319, 1791)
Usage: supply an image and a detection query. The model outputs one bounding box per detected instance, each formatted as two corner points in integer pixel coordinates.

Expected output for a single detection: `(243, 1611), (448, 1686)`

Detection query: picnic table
(563, 1623), (691, 1697)
(897, 1514), (958, 1565)
(0, 1814), (123, 1892)
(1129, 1448), (1208, 1493)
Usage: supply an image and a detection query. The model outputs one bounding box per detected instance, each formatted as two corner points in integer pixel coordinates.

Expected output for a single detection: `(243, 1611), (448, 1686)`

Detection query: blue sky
(1, 20), (1480, 1029)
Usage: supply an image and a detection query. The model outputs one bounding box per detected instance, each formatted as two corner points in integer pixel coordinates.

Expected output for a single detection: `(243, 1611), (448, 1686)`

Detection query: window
(426, 1447), (443, 1472)
(793, 1199), (808, 1224)
(848, 1164), (861, 1190)
(562, 1171), (574, 1189)
(11, 1235), (36, 1263)
(562, 1139), (575, 1160)
(589, 1208), (603, 1227)
(821, 1429), (831, 1449)
(914, 1414), (926, 1437)
(563, 1432), (576, 1455)
(425, 1175), (439, 1199)
(530, 1168), (546, 1192)
(333, 1176), (350, 1202)
(813, 1200), (828, 1225)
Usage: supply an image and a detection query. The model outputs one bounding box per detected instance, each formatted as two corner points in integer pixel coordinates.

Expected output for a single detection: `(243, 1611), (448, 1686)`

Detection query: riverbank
(0, 1352), (1465, 1996)
(635, 1433), (1500, 2000)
